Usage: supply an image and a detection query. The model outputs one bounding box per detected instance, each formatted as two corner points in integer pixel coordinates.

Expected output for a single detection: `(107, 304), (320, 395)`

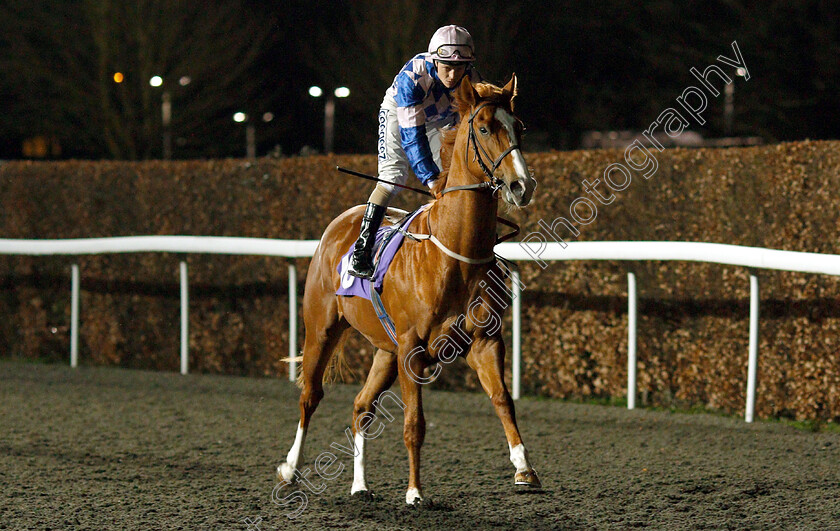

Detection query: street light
(233, 111), (275, 159)
(309, 86), (350, 154)
(149, 75), (191, 159)
(232, 112), (253, 159)
(724, 68), (747, 137)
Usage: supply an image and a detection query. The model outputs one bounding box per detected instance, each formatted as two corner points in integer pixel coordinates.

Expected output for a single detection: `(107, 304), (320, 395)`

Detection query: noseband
(439, 102), (520, 197)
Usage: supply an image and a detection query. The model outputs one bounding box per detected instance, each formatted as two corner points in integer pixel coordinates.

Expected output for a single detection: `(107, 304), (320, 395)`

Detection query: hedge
(1, 140), (839, 421)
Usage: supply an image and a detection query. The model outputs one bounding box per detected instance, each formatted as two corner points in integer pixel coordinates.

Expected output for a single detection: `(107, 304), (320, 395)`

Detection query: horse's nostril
(509, 180), (525, 198)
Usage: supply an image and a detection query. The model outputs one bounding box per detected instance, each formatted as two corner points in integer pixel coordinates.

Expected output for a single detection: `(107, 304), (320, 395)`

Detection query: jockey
(348, 25), (482, 279)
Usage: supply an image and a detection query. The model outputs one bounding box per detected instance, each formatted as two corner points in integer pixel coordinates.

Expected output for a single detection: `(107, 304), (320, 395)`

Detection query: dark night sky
(1, 0), (837, 159)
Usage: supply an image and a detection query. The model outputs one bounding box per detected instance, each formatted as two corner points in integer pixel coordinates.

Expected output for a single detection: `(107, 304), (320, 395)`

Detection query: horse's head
(452, 74), (537, 208)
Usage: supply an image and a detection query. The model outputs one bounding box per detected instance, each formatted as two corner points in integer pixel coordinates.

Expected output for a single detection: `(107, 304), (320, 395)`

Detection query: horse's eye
(479, 126), (489, 135)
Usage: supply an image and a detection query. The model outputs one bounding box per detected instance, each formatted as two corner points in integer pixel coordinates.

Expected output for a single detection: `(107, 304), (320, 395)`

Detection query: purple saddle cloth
(336, 205), (429, 300)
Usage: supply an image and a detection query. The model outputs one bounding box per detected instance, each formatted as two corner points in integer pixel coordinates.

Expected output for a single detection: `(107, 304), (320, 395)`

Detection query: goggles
(435, 44), (474, 61)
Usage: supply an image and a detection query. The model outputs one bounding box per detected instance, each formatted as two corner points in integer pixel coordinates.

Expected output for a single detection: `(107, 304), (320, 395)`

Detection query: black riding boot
(348, 203), (387, 279)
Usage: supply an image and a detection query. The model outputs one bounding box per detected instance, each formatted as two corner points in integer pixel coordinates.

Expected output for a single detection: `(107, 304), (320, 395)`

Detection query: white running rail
(0, 237), (317, 379)
(2, 236), (838, 423)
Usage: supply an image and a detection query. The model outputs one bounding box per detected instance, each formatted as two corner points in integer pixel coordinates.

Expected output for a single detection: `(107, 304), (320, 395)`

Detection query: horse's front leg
(350, 348), (398, 497)
(466, 337), (542, 489)
(397, 341), (428, 505)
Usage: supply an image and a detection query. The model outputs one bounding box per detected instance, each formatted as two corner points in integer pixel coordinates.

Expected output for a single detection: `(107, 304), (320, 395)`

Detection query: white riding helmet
(428, 25), (475, 63)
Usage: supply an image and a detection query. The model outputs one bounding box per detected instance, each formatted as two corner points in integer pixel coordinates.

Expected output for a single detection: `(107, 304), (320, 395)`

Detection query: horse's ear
(503, 73), (518, 112)
(455, 74), (477, 113)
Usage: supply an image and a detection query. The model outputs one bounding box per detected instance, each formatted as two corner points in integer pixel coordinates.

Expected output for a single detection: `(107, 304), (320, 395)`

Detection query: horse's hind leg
(466, 337), (542, 489)
(350, 348), (398, 496)
(398, 340), (428, 505)
(277, 295), (349, 485)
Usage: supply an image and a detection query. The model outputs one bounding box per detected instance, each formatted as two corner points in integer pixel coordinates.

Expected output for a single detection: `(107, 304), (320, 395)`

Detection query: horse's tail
(283, 329), (351, 388)
(320, 330), (351, 386)
(281, 355), (304, 388)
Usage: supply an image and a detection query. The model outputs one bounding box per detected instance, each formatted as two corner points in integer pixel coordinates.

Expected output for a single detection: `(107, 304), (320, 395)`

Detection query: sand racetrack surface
(2, 360), (839, 530)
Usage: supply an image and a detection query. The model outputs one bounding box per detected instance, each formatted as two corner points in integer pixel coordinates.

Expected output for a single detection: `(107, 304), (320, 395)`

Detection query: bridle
(427, 100), (523, 253)
(438, 101), (521, 197)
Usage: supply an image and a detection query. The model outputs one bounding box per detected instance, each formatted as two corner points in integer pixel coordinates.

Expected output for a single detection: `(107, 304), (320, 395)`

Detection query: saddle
(336, 204), (430, 345)
(383, 207), (411, 225)
(371, 207), (412, 267)
(336, 204), (429, 301)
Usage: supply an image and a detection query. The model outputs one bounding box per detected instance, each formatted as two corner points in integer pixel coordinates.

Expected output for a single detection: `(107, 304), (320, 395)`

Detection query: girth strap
(370, 286), (398, 345)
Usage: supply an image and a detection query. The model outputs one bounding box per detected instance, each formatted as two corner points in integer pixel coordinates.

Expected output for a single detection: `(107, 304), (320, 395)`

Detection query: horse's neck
(429, 148), (497, 259)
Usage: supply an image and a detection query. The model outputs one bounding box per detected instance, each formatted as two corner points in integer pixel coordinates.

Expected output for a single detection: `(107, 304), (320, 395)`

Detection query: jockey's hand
(428, 176), (443, 199)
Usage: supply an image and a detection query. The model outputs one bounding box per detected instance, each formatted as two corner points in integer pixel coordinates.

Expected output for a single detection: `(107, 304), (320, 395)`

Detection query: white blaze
(495, 108), (529, 181)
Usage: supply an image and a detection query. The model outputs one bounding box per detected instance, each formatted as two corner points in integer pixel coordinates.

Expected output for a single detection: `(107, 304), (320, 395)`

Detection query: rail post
(289, 263), (298, 382)
(180, 261), (189, 375)
(512, 269), (521, 400)
(627, 272), (637, 410)
(70, 264), (80, 368)
(745, 273), (759, 422)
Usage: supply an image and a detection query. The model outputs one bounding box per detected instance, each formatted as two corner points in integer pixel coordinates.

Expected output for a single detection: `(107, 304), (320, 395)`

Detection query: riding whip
(335, 166), (433, 197)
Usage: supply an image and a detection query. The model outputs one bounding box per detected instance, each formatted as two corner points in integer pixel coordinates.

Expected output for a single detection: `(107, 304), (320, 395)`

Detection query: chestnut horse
(277, 74), (540, 505)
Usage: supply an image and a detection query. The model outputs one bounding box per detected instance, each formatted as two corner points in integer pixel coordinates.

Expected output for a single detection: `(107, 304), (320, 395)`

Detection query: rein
(434, 100), (522, 252)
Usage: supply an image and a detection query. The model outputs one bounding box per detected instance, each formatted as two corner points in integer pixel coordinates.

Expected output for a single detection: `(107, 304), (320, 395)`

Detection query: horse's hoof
(271, 471), (300, 504)
(276, 462), (297, 484)
(407, 498), (427, 508)
(405, 487), (424, 505)
(351, 490), (376, 502)
(514, 468), (542, 489)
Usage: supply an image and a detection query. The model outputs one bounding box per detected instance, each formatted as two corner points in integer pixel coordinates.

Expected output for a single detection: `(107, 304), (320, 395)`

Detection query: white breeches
(372, 106), (455, 205)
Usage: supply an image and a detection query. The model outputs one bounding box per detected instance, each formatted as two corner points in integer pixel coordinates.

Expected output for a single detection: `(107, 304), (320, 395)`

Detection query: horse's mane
(432, 81), (508, 198)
